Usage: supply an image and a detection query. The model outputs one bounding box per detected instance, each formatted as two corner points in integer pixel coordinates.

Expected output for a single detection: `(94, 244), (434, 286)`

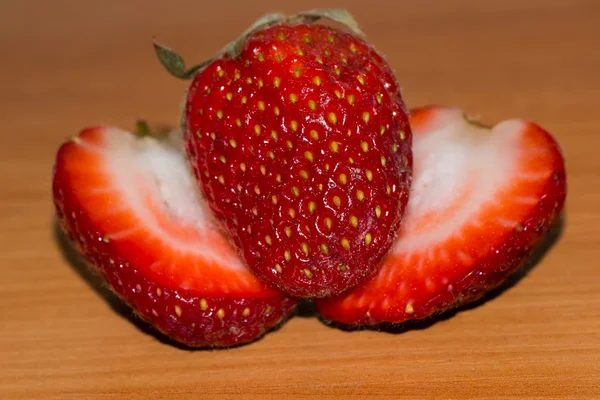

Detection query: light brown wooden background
(1, 0), (599, 398)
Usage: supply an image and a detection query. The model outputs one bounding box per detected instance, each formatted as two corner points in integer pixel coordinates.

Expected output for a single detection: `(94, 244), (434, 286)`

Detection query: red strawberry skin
(184, 22), (412, 298)
(316, 106), (567, 325)
(52, 126), (297, 347)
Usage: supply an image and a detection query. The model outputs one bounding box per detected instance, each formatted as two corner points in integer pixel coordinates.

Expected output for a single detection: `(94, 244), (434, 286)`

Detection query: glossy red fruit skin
(316, 106), (567, 325)
(52, 127), (297, 348)
(184, 23), (412, 298)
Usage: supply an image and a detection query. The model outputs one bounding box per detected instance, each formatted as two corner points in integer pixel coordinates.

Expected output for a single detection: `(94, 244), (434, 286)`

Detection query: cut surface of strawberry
(52, 126), (297, 347)
(316, 106), (567, 325)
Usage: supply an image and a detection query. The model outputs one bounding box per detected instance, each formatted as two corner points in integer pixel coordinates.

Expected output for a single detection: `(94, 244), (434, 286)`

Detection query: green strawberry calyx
(153, 9), (364, 80)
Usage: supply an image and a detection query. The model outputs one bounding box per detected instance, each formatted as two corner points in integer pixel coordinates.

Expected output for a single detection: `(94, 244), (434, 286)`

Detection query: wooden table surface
(1, 0), (599, 398)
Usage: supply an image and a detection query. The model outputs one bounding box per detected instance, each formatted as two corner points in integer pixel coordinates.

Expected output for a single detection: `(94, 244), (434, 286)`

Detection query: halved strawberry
(315, 105), (566, 325)
(52, 126), (298, 347)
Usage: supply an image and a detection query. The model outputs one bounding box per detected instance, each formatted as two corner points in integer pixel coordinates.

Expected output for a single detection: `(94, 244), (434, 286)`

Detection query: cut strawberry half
(315, 105), (567, 325)
(52, 126), (298, 347)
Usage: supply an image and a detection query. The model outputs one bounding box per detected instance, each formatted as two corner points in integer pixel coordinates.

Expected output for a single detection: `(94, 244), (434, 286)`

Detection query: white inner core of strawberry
(135, 134), (210, 225)
(102, 128), (244, 270)
(394, 112), (522, 252)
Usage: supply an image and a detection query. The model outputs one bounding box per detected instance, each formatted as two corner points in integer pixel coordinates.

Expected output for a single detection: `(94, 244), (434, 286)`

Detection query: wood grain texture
(1, 0), (599, 398)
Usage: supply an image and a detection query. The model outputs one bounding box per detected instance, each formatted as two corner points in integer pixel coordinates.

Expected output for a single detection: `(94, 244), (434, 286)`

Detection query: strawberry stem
(135, 119), (151, 136)
(462, 113), (492, 129)
(134, 119), (172, 139)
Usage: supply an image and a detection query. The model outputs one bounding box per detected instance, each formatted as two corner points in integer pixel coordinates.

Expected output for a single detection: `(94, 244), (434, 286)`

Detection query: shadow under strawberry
(318, 214), (565, 334)
(53, 211), (565, 339)
(52, 219), (293, 351)
(53, 220), (163, 343)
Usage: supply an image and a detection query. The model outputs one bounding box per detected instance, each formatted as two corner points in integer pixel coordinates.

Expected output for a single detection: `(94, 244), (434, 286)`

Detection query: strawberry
(154, 10), (412, 298)
(52, 125), (298, 348)
(315, 106), (567, 325)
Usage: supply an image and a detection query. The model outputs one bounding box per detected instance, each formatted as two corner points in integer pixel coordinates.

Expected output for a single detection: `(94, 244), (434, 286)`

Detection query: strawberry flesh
(52, 126), (297, 347)
(315, 106), (567, 325)
(184, 23), (412, 298)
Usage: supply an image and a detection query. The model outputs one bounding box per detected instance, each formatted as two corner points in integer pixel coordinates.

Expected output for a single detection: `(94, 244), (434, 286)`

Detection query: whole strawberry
(155, 10), (412, 298)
